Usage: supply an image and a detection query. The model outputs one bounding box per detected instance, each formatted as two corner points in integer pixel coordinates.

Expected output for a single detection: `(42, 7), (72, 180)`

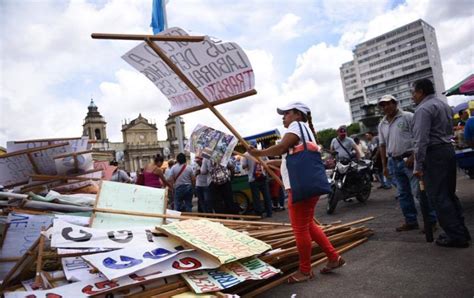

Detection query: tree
(317, 128), (337, 149)
(347, 122), (361, 136)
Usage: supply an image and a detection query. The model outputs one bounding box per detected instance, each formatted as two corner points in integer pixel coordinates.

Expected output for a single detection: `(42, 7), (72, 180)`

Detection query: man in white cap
(377, 94), (437, 232)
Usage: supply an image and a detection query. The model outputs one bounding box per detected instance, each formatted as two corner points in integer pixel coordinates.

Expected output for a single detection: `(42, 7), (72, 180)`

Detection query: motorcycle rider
(377, 94), (437, 232)
(330, 126), (361, 160)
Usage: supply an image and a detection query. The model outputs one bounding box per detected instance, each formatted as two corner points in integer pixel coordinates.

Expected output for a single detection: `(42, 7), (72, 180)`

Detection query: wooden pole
(242, 237), (369, 297)
(93, 207), (291, 227)
(34, 232), (46, 285)
(91, 33), (205, 42)
(180, 211), (261, 220)
(143, 38), (283, 187)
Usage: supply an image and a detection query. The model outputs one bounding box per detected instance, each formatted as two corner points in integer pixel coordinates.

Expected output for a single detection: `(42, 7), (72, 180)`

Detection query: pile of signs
(0, 208), (373, 297)
(0, 136), (112, 196)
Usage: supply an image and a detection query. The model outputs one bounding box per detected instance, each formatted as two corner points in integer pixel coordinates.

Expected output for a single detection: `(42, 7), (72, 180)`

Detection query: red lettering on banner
(172, 257), (202, 270)
(82, 280), (119, 295)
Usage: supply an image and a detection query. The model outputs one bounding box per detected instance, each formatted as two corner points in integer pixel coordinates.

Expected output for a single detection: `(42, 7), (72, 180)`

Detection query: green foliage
(347, 122), (361, 136)
(317, 128), (337, 149)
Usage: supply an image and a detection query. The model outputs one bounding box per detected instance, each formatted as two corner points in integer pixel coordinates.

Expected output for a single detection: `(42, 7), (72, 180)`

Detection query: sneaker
(435, 238), (470, 248)
(396, 223), (419, 232)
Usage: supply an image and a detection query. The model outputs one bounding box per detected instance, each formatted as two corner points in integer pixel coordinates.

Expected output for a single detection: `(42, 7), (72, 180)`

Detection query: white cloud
(270, 13), (302, 41)
(1, 0), (473, 148)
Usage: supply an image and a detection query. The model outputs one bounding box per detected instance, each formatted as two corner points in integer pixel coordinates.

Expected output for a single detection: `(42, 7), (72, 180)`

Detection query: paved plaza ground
(260, 172), (474, 298)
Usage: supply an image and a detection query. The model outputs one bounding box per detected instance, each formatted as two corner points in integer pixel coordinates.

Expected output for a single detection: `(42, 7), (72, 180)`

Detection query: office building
(340, 19), (446, 122)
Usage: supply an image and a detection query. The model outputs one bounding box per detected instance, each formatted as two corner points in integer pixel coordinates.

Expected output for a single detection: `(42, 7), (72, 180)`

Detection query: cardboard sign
(82, 240), (192, 280)
(54, 151), (94, 175)
(6, 137), (89, 153)
(0, 213), (53, 281)
(187, 124), (238, 166)
(51, 219), (169, 249)
(93, 161), (116, 180)
(182, 257), (280, 293)
(158, 219), (271, 264)
(62, 257), (102, 282)
(0, 143), (70, 187)
(92, 181), (167, 229)
(122, 27), (254, 115)
(5, 251), (219, 298)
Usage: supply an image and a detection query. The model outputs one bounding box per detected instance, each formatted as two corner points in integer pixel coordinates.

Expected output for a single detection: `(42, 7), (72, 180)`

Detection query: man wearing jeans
(194, 157), (212, 213)
(412, 79), (471, 248)
(378, 94), (437, 232)
(242, 148), (272, 218)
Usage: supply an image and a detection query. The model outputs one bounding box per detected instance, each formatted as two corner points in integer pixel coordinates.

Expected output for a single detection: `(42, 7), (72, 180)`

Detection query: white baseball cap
(277, 102), (311, 115)
(378, 94), (397, 105)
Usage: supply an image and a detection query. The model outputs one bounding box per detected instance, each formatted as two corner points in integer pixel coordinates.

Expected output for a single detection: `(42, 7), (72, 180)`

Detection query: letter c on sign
(107, 230), (133, 243)
(103, 255), (143, 269)
(61, 227), (92, 242)
(172, 257), (202, 270)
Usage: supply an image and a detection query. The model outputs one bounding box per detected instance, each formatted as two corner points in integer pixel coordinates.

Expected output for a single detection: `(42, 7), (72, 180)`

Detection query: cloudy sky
(1, 0), (473, 146)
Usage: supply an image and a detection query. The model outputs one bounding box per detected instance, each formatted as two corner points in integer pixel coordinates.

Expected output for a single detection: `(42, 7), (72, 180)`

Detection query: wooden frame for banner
(0, 143), (70, 188)
(91, 33), (282, 186)
(9, 137), (83, 144)
(89, 181), (169, 228)
(53, 149), (95, 175)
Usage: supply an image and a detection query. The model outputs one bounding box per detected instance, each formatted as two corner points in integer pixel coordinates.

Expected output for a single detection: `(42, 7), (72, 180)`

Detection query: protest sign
(187, 124), (238, 166)
(51, 219), (169, 249)
(51, 169), (102, 193)
(82, 240), (192, 280)
(122, 27), (255, 116)
(54, 151), (94, 175)
(93, 161), (116, 180)
(62, 257), (102, 282)
(91, 181), (167, 229)
(182, 257), (280, 293)
(158, 219), (271, 264)
(0, 213), (53, 280)
(5, 251), (219, 298)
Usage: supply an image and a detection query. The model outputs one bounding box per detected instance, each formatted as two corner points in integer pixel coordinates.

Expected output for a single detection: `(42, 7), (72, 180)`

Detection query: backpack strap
(174, 164), (187, 181)
(336, 137), (352, 158)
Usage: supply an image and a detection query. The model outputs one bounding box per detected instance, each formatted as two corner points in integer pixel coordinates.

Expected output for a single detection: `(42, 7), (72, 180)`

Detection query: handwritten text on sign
(158, 219), (271, 264)
(122, 27), (254, 114)
(182, 257), (280, 293)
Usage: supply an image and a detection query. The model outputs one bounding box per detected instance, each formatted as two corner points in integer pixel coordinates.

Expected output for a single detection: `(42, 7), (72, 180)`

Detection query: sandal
(287, 270), (314, 284)
(320, 256), (346, 274)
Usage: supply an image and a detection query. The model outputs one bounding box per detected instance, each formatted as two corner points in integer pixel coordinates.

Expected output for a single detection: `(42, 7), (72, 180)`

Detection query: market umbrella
(444, 73), (474, 96)
(453, 101), (469, 114)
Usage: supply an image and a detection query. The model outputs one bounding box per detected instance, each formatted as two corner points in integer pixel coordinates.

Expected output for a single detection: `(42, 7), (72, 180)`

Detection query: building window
(95, 128), (102, 140)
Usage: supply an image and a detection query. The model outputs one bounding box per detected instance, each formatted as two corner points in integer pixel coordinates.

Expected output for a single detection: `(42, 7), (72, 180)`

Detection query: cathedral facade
(82, 99), (187, 173)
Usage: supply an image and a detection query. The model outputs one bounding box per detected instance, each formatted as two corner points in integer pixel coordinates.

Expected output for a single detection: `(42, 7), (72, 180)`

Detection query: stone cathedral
(82, 99), (186, 172)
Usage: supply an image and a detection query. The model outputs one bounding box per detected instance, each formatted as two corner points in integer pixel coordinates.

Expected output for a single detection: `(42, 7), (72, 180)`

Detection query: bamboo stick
(242, 237), (369, 297)
(91, 33), (205, 42)
(34, 233), (46, 285)
(143, 37), (282, 188)
(180, 211), (261, 220)
(150, 286), (189, 298)
(93, 207), (292, 227)
(127, 281), (187, 298)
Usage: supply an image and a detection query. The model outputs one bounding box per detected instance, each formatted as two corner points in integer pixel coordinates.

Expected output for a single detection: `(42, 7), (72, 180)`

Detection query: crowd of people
(107, 77), (471, 284)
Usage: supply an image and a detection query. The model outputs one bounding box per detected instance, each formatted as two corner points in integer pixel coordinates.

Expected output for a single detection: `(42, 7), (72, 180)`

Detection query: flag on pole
(150, 0), (167, 34)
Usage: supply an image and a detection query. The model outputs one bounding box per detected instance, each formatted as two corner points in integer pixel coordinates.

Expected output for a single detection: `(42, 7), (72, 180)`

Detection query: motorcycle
(326, 157), (373, 214)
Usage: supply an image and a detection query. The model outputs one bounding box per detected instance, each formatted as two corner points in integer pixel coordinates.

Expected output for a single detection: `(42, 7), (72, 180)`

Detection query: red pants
(287, 190), (339, 273)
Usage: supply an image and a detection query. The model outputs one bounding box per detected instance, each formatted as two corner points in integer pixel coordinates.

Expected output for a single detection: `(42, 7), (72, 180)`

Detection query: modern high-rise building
(340, 19), (446, 122)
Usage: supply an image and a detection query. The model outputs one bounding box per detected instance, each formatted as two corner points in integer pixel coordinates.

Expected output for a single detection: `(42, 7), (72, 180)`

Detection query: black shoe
(421, 223), (438, 234)
(396, 223), (419, 232)
(435, 238), (470, 248)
